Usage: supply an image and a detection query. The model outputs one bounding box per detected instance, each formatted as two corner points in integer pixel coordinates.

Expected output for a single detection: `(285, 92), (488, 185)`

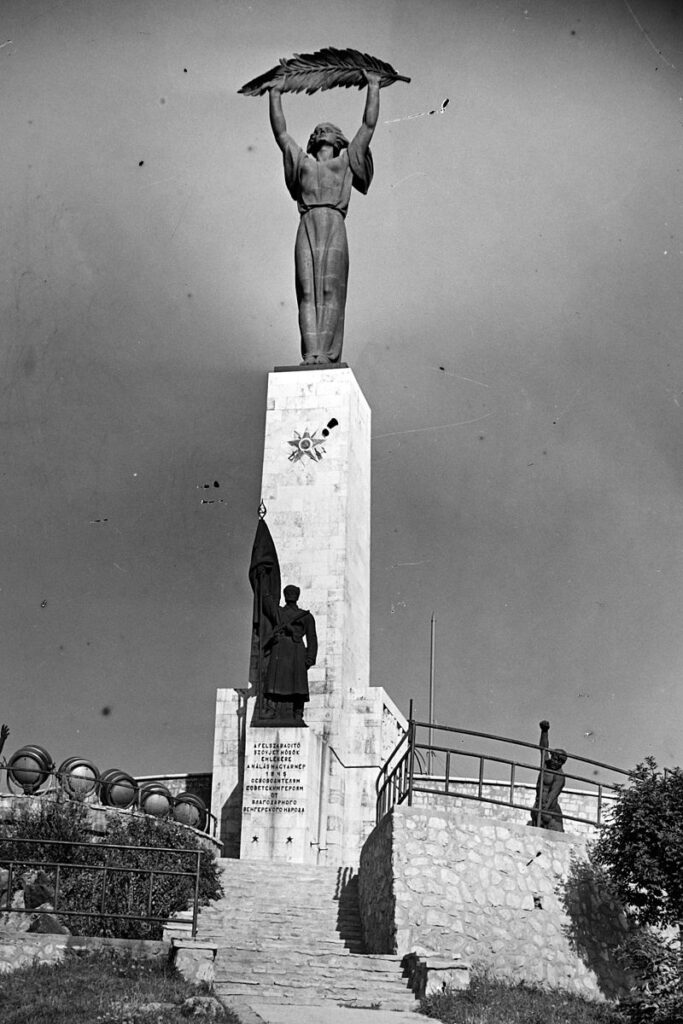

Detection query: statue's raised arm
(268, 85), (291, 153)
(241, 48), (409, 365)
(350, 70), (380, 163)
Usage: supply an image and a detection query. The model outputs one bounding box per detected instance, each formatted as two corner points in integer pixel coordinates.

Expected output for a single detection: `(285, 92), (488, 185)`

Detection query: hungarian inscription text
(243, 740), (306, 815)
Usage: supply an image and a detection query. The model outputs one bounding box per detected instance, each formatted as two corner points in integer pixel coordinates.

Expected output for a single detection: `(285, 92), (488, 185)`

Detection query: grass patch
(420, 970), (620, 1024)
(0, 948), (243, 1024)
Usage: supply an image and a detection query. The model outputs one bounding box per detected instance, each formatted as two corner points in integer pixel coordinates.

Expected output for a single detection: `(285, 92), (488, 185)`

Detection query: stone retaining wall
(0, 933), (167, 973)
(359, 803), (634, 1000)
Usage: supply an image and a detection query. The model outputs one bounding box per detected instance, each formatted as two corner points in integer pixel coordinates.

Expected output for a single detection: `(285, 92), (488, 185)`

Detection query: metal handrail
(375, 716), (631, 830)
(0, 837), (203, 937)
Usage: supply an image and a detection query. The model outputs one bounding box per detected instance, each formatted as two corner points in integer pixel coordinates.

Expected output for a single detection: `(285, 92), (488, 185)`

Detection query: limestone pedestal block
(260, 367), (370, 707)
(239, 726), (324, 864)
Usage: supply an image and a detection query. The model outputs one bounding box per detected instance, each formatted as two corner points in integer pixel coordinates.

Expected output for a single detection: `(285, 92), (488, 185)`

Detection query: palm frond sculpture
(238, 47), (410, 97)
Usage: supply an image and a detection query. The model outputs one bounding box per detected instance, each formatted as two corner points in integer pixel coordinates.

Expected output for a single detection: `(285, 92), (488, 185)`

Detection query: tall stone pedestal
(261, 366), (371, 705)
(212, 368), (406, 865)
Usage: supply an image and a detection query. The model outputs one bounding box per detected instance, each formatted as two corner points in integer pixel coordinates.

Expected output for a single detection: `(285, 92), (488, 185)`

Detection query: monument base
(239, 723), (324, 864)
(209, 366), (408, 864)
(211, 686), (407, 865)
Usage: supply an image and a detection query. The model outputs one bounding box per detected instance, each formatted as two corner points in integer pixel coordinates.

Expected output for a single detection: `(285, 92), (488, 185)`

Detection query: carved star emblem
(287, 428), (326, 463)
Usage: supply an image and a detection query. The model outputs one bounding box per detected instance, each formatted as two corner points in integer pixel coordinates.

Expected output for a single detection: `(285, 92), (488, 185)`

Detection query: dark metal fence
(0, 837), (203, 937)
(376, 713), (631, 831)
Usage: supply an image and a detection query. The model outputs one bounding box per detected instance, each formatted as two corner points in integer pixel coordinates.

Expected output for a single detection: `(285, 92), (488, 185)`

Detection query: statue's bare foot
(302, 353), (319, 365)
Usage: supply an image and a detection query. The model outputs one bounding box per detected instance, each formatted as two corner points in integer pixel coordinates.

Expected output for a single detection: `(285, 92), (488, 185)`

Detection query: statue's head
(307, 123), (348, 156)
(283, 584), (300, 602)
(547, 749), (568, 769)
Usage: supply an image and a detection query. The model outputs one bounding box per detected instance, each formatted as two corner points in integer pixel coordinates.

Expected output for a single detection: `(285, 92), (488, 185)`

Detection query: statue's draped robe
(264, 603), (318, 703)
(282, 137), (373, 362)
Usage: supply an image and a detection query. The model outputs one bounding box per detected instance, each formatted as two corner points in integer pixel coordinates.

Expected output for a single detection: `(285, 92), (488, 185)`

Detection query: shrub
(592, 758), (683, 935)
(591, 758), (683, 1022)
(612, 931), (683, 1024)
(0, 799), (222, 939)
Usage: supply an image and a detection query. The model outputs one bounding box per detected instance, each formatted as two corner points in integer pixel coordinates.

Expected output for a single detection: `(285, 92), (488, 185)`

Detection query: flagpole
(428, 612), (435, 776)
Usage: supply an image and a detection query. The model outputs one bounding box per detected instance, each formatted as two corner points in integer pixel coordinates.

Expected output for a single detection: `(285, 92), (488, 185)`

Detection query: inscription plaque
(240, 726), (324, 862)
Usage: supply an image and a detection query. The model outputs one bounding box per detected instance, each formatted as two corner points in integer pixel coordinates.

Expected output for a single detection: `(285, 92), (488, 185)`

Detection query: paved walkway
(236, 1001), (428, 1024)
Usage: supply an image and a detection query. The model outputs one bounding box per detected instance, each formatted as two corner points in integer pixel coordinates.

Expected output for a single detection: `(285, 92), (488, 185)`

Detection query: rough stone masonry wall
(359, 804), (634, 1000)
(0, 934), (167, 974)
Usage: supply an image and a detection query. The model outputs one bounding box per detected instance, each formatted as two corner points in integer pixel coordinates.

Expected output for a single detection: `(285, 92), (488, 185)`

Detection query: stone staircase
(195, 859), (418, 1010)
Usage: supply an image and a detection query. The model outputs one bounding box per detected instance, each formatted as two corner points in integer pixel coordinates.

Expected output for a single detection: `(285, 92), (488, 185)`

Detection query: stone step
(204, 938), (364, 950)
(214, 975), (408, 988)
(213, 950), (403, 965)
(201, 909), (358, 919)
(211, 896), (351, 906)
(215, 973), (408, 988)
(216, 979), (413, 999)
(215, 862), (353, 881)
(216, 970), (409, 987)
(215, 958), (405, 974)
(201, 917), (360, 930)
(204, 907), (360, 917)
(201, 927), (364, 941)
(213, 978), (415, 997)
(199, 922), (362, 936)
(198, 939), (368, 958)
(195, 861), (417, 1009)
(212, 896), (355, 909)
(213, 987), (417, 1010)
(210, 912), (351, 922)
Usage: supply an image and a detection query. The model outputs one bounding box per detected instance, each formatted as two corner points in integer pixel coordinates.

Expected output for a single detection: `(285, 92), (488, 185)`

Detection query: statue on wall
(239, 48), (410, 365)
(530, 720), (568, 832)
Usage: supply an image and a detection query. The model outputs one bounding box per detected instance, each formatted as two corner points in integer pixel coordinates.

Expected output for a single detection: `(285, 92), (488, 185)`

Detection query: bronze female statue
(268, 71), (380, 364)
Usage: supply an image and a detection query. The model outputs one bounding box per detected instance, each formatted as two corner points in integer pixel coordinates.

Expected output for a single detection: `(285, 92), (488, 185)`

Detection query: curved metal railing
(376, 715), (631, 832)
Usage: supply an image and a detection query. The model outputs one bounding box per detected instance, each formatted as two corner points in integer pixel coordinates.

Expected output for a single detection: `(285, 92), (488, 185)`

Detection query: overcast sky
(1, 0), (682, 779)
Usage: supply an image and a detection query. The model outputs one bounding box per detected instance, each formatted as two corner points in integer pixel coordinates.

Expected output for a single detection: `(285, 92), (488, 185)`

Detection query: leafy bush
(611, 932), (683, 1024)
(0, 799), (223, 939)
(593, 758), (683, 933)
(590, 757), (683, 1023)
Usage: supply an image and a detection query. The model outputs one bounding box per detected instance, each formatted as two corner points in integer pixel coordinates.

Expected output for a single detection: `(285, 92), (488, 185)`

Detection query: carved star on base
(288, 429), (326, 463)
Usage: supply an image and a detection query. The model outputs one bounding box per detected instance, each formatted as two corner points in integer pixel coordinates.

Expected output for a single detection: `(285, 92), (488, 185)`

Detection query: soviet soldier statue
(263, 585), (317, 723)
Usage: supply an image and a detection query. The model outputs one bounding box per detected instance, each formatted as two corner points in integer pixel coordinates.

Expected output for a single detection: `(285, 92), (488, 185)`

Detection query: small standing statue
(530, 720), (568, 832)
(263, 585), (318, 722)
(239, 48), (410, 365)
